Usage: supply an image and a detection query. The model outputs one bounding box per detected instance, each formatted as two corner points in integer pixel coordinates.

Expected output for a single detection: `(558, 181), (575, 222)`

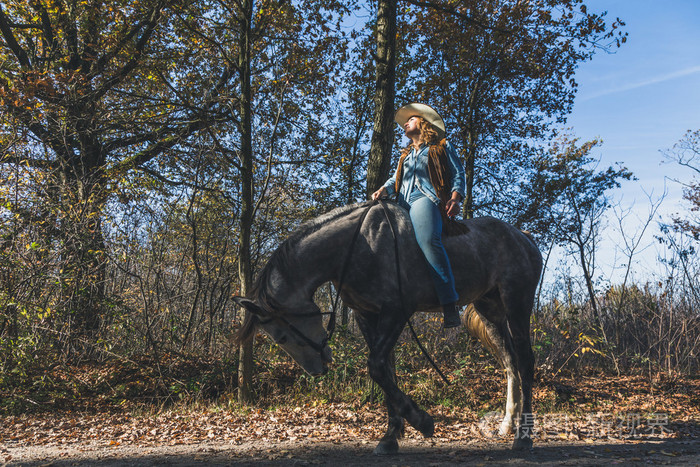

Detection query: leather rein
(263, 199), (450, 385)
(256, 201), (376, 354)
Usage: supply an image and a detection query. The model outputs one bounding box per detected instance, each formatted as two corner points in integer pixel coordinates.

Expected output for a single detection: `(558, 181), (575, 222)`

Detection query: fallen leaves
(0, 398), (697, 452)
(0, 369), (698, 454)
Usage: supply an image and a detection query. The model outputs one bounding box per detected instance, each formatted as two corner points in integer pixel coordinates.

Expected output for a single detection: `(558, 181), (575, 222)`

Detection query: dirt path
(4, 437), (700, 466)
(3, 374), (699, 466)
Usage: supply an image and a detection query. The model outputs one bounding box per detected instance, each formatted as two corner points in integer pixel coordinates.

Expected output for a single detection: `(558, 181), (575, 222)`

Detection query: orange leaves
(0, 70), (59, 115)
(0, 361), (698, 465)
(1, 393), (695, 452)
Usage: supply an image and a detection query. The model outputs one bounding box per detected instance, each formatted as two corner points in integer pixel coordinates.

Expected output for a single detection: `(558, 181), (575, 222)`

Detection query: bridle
(256, 200), (378, 355)
(258, 199), (450, 385)
(256, 310), (333, 354)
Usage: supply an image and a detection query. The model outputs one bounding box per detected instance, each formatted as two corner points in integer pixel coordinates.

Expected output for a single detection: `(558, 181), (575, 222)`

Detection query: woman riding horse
(371, 103), (466, 328)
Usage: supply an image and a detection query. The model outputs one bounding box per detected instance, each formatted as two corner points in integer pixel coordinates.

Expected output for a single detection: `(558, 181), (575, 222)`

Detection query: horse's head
(233, 297), (333, 376)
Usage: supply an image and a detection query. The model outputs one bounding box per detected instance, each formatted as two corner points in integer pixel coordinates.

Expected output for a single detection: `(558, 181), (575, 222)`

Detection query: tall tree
(366, 0), (398, 197)
(400, 0), (627, 218)
(0, 0), (215, 333)
(235, 0), (256, 404)
(516, 136), (633, 328)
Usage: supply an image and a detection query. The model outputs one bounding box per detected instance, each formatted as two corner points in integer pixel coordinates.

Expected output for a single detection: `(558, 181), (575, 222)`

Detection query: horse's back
(445, 216), (543, 294)
(374, 205), (542, 307)
(379, 205), (542, 280)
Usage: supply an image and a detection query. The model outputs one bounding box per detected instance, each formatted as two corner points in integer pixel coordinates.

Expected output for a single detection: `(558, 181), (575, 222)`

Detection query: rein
(261, 201), (377, 354)
(266, 199), (451, 386)
(377, 199), (451, 386)
(327, 200), (378, 340)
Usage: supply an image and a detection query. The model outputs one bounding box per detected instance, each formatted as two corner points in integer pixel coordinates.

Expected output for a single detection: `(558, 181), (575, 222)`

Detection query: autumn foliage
(0, 2), (699, 453)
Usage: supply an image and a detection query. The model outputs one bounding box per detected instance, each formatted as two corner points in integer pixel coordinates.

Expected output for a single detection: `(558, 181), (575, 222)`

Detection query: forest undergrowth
(1, 319), (698, 450)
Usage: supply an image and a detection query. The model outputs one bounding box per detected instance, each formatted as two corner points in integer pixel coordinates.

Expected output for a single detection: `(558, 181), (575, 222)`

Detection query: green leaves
(397, 0), (628, 219)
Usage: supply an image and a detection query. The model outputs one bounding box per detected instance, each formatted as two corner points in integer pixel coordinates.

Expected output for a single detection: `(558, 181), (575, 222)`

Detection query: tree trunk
(57, 168), (108, 336)
(461, 76), (483, 219)
(237, 0), (255, 405)
(366, 0), (397, 197)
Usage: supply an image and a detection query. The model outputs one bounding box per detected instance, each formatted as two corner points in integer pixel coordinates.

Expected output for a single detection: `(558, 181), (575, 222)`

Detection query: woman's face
(403, 115), (421, 137)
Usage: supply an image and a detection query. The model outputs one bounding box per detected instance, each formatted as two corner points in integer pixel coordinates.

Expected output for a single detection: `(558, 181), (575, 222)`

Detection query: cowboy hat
(394, 103), (446, 137)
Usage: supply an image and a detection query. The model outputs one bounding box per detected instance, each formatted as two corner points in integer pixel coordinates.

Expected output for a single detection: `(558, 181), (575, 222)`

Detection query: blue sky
(560, 0), (700, 282)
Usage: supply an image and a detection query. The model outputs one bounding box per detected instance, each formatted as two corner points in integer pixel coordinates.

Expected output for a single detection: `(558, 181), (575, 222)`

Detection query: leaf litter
(1, 366), (698, 465)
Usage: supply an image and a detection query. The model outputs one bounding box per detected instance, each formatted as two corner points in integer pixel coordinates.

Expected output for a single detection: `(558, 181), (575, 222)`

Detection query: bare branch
(403, 0), (494, 31)
(0, 4), (32, 69)
(0, 152), (57, 170)
(92, 5), (165, 100)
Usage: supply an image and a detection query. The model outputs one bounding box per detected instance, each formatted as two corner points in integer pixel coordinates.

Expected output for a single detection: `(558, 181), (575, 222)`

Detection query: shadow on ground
(9, 438), (700, 467)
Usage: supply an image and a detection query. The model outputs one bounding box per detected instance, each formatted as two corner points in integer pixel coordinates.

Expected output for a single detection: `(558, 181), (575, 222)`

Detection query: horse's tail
(462, 304), (504, 368)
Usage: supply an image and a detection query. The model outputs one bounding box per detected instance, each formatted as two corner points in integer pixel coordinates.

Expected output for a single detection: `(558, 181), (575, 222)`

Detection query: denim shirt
(382, 140), (466, 206)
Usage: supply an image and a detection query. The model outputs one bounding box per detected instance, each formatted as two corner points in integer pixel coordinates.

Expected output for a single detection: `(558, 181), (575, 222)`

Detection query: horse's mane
(235, 201), (373, 343)
(253, 200), (372, 299)
(288, 201), (372, 246)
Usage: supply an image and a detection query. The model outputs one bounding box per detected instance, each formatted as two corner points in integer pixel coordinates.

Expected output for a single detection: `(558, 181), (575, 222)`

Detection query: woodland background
(0, 0), (698, 417)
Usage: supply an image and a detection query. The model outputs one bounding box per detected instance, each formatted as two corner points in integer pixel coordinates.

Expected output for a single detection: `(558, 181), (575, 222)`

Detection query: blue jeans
(402, 192), (459, 305)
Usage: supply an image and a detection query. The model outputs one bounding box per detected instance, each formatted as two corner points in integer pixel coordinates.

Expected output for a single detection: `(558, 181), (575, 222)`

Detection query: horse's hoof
(418, 413), (435, 438)
(499, 420), (514, 436)
(374, 439), (399, 455)
(512, 436), (533, 451)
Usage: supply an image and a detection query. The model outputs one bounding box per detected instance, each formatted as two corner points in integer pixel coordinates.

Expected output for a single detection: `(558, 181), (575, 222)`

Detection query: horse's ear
(233, 296), (268, 317)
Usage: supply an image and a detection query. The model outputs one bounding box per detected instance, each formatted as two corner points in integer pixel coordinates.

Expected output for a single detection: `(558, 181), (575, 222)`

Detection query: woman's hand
(445, 192), (462, 217)
(371, 187), (388, 200)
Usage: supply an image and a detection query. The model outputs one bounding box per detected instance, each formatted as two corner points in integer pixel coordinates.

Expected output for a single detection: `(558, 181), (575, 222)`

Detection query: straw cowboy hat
(394, 103), (446, 138)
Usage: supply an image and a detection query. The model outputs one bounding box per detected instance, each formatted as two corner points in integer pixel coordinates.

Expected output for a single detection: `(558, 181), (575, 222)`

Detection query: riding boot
(442, 303), (461, 328)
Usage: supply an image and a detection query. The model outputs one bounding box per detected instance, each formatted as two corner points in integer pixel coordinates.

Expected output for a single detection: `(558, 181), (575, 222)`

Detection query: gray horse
(234, 200), (542, 454)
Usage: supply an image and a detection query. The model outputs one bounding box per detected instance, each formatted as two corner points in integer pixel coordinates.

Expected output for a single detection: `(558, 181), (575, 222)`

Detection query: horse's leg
(511, 329), (535, 450)
(376, 351), (406, 454)
(500, 362), (522, 437)
(500, 291), (536, 450)
(472, 298), (523, 440)
(356, 310), (434, 454)
(354, 312), (407, 455)
(485, 322), (522, 437)
(368, 344), (435, 440)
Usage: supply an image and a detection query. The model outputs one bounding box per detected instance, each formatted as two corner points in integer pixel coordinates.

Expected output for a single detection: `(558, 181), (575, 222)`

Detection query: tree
(0, 0), (236, 335)
(0, 0), (351, 365)
(609, 193), (665, 356)
(664, 130), (700, 240)
(517, 136), (633, 334)
(366, 0), (398, 197)
(658, 130), (700, 315)
(400, 0), (627, 218)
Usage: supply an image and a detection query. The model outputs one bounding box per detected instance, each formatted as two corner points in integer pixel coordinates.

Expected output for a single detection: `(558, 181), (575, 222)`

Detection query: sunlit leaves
(397, 0), (628, 218)
(515, 134), (633, 243)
